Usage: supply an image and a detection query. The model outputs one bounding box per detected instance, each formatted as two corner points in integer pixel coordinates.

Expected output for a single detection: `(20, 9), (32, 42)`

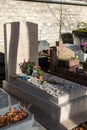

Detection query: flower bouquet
(19, 60), (35, 75)
(80, 42), (87, 53)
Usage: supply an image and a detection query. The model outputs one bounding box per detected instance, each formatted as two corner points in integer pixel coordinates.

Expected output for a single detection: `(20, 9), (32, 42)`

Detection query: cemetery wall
(0, 0), (87, 52)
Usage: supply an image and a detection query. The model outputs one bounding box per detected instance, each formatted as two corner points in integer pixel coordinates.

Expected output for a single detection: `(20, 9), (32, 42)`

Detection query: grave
(38, 40), (49, 53)
(72, 30), (87, 61)
(3, 74), (87, 130)
(3, 22), (87, 130)
(65, 43), (87, 62)
(0, 89), (39, 130)
(4, 22), (38, 81)
(50, 42), (87, 86)
(50, 41), (79, 71)
(72, 30), (87, 45)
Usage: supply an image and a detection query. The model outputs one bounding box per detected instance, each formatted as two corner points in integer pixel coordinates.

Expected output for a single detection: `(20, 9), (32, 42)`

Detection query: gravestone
(38, 40), (49, 53)
(4, 22), (38, 81)
(50, 41), (78, 70)
(56, 41), (75, 59)
(3, 22), (87, 130)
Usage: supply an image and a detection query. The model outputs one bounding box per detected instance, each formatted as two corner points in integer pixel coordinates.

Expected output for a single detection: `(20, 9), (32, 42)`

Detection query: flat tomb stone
(3, 72), (87, 124)
(10, 73), (87, 105)
(3, 78), (87, 124)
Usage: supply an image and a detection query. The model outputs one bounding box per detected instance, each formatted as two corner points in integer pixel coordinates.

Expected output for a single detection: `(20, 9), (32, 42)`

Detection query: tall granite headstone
(4, 22), (38, 81)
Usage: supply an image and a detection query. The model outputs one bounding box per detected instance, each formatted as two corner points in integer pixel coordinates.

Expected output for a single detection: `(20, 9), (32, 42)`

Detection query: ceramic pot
(39, 76), (43, 81)
(83, 69), (87, 75)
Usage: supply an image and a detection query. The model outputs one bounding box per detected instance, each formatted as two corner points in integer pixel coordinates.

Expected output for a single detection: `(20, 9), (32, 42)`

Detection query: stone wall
(0, 0), (87, 52)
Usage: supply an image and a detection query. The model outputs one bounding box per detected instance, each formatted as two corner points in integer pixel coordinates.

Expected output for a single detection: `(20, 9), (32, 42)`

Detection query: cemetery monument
(3, 21), (87, 130)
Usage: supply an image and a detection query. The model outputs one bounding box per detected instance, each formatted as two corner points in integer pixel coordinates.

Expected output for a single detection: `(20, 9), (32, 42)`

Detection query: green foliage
(33, 65), (43, 76)
(38, 70), (43, 76)
(19, 60), (35, 73)
(77, 22), (87, 30)
(73, 22), (87, 33)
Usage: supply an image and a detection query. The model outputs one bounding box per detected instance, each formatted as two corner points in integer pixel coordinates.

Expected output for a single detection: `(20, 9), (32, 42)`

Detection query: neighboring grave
(4, 22), (38, 81)
(3, 73), (87, 130)
(73, 31), (87, 45)
(65, 43), (87, 62)
(50, 41), (79, 70)
(38, 40), (49, 53)
(56, 41), (75, 59)
(72, 31), (87, 61)
(3, 22), (87, 130)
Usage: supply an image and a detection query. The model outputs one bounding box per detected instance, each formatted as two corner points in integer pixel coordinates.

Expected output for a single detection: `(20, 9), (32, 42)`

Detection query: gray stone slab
(62, 111), (87, 130)
(0, 88), (18, 109)
(0, 89), (39, 130)
(10, 77), (58, 104)
(3, 80), (61, 123)
(10, 75), (87, 105)
(29, 105), (67, 130)
(60, 95), (87, 121)
(3, 79), (87, 124)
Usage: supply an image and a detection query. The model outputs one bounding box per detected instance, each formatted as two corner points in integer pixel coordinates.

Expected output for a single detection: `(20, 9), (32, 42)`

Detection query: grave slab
(3, 73), (87, 127)
(9, 74), (87, 105)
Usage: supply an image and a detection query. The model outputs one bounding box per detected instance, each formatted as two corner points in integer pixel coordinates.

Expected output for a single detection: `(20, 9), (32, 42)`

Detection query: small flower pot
(39, 76), (43, 81)
(83, 69), (87, 75)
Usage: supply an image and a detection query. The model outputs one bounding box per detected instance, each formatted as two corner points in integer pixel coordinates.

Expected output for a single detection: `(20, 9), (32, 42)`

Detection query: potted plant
(38, 69), (43, 81)
(81, 59), (87, 74)
(19, 60), (35, 75)
(32, 65), (43, 80)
